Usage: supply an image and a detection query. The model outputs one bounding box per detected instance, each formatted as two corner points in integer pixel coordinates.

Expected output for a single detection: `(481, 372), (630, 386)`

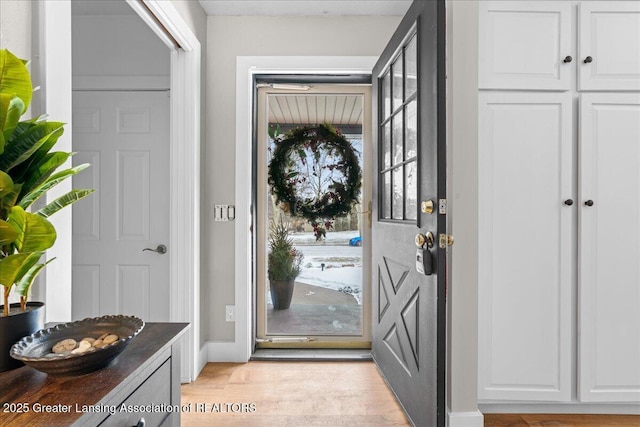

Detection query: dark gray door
(371, 1), (446, 426)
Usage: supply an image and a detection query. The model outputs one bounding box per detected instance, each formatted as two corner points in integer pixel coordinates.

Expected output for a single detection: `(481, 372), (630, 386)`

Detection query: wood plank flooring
(181, 362), (640, 426)
(484, 414), (640, 427)
(181, 361), (410, 426)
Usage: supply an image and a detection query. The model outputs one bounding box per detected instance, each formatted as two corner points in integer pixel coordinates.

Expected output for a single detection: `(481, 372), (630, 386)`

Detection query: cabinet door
(579, 93), (640, 403)
(478, 92), (573, 401)
(579, 2), (640, 91)
(479, 1), (572, 90)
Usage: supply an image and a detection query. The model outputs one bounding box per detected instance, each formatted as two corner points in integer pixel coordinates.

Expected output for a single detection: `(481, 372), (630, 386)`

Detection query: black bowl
(10, 315), (144, 376)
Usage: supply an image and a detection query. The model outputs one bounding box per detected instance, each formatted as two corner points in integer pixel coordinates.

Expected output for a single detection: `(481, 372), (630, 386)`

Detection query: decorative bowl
(10, 315), (144, 376)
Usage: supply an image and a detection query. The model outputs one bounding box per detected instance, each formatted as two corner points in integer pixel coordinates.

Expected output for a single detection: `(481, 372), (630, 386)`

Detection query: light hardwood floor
(484, 414), (640, 427)
(181, 363), (640, 427)
(181, 361), (410, 426)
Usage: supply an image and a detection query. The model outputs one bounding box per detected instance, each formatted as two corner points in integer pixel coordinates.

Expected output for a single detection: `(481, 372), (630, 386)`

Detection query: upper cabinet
(579, 2), (640, 91)
(480, 1), (640, 91)
(479, 1), (572, 90)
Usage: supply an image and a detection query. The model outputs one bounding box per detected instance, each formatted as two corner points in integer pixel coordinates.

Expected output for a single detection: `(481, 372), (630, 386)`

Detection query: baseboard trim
(205, 341), (249, 362)
(447, 410), (484, 427)
(196, 343), (208, 378)
(479, 403), (640, 415)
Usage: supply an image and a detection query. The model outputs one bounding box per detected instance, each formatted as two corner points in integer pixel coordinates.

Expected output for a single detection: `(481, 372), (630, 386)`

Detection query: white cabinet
(480, 1), (640, 91)
(579, 93), (640, 402)
(478, 0), (640, 407)
(478, 92), (573, 402)
(479, 1), (572, 90)
(579, 2), (640, 91)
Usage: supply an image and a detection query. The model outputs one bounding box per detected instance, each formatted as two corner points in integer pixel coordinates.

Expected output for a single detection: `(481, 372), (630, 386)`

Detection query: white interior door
(478, 92), (573, 402)
(72, 91), (170, 322)
(578, 1), (640, 91)
(579, 93), (640, 402)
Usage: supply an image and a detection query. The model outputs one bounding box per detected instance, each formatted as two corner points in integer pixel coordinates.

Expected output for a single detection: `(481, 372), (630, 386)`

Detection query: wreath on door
(268, 123), (362, 240)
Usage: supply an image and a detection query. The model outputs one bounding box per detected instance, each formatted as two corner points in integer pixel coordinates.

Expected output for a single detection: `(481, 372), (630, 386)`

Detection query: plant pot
(0, 302), (45, 372)
(269, 279), (295, 310)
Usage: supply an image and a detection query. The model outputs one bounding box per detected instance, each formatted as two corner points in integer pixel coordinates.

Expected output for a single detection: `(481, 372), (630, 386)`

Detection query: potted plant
(0, 49), (94, 371)
(268, 222), (303, 310)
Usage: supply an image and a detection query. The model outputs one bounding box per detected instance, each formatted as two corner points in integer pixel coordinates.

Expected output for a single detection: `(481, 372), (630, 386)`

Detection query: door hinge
(438, 199), (447, 215)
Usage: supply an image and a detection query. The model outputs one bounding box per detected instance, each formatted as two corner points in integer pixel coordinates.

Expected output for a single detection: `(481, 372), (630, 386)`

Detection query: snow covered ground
(293, 233), (363, 304)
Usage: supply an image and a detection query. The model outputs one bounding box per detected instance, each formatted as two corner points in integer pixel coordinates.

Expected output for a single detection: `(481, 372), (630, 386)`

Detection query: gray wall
(205, 15), (402, 341)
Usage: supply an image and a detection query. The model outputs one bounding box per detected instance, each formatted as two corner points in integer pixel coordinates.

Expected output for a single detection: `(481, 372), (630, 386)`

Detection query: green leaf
(18, 151), (72, 196)
(0, 170), (13, 197)
(0, 253), (31, 289)
(0, 121), (65, 172)
(37, 189), (94, 218)
(8, 206), (56, 252)
(0, 219), (18, 246)
(19, 163), (89, 210)
(0, 94), (24, 145)
(15, 255), (51, 297)
(0, 182), (21, 212)
(0, 50), (32, 113)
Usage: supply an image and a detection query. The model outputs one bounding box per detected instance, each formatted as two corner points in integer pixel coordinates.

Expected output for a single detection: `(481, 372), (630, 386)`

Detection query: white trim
(128, 0), (201, 382)
(72, 75), (170, 91)
(206, 341), (251, 362)
(198, 343), (208, 376)
(40, 0), (73, 323)
(479, 403), (640, 415)
(235, 56), (377, 362)
(447, 410), (484, 427)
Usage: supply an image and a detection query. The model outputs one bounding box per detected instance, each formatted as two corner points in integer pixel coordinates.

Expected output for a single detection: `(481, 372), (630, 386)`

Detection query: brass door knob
(415, 233), (426, 247)
(439, 234), (454, 249)
(421, 200), (434, 214)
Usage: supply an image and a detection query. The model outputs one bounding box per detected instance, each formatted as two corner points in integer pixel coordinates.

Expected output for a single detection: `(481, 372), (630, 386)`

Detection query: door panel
(579, 2), (640, 91)
(479, 1), (572, 91)
(579, 93), (640, 402)
(72, 91), (170, 322)
(372, 1), (446, 426)
(478, 92), (573, 402)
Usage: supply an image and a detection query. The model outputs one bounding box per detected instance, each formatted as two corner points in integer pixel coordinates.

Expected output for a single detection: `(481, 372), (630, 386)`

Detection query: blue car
(349, 236), (363, 247)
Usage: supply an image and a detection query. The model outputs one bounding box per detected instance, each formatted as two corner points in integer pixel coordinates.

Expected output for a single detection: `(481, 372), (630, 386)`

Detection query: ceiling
(268, 94), (363, 127)
(198, 0), (412, 16)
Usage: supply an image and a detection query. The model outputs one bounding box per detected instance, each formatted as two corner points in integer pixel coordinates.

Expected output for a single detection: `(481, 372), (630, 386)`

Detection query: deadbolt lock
(439, 234), (454, 249)
(421, 200), (434, 214)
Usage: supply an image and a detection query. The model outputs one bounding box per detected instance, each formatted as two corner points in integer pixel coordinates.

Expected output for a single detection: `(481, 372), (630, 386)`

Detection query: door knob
(421, 200), (434, 214)
(563, 56), (573, 63)
(415, 232), (434, 248)
(584, 56), (593, 64)
(584, 200), (594, 207)
(564, 199), (574, 206)
(143, 244), (167, 254)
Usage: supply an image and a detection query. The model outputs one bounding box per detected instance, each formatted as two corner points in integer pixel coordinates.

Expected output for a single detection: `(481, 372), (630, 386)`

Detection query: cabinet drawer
(100, 358), (171, 427)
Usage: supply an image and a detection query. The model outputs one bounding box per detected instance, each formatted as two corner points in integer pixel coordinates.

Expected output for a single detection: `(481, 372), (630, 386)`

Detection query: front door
(371, 1), (446, 426)
(71, 91), (171, 322)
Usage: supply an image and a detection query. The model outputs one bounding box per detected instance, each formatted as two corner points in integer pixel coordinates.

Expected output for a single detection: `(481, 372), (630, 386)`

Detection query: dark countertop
(0, 322), (189, 427)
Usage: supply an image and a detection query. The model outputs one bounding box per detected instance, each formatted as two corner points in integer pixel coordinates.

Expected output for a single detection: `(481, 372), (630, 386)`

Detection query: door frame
(228, 56), (378, 361)
(53, 0), (201, 381)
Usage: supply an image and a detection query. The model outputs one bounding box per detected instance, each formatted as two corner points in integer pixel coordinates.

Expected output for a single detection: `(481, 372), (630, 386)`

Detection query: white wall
(205, 15), (401, 341)
(72, 15), (169, 83)
(446, 2), (482, 425)
(0, 0), (31, 59)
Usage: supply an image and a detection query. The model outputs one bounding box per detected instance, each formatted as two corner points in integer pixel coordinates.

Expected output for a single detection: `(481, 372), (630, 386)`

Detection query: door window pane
(382, 71), (391, 119)
(392, 111), (404, 165)
(406, 101), (417, 159)
(405, 35), (418, 99)
(405, 161), (417, 220)
(383, 172), (391, 219)
(392, 167), (404, 220)
(383, 122), (391, 170)
(392, 56), (404, 112)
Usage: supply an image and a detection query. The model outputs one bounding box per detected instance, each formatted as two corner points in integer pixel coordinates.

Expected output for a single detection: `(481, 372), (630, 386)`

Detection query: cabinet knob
(585, 199), (594, 206)
(563, 56), (573, 63)
(584, 56), (593, 64)
(564, 199), (574, 206)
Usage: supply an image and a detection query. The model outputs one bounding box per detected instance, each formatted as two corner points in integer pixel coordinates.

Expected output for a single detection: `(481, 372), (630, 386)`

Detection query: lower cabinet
(479, 91), (640, 404)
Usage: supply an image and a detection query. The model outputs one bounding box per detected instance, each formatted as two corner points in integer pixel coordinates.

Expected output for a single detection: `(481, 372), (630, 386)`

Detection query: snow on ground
(290, 230), (359, 246)
(293, 237), (363, 305)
